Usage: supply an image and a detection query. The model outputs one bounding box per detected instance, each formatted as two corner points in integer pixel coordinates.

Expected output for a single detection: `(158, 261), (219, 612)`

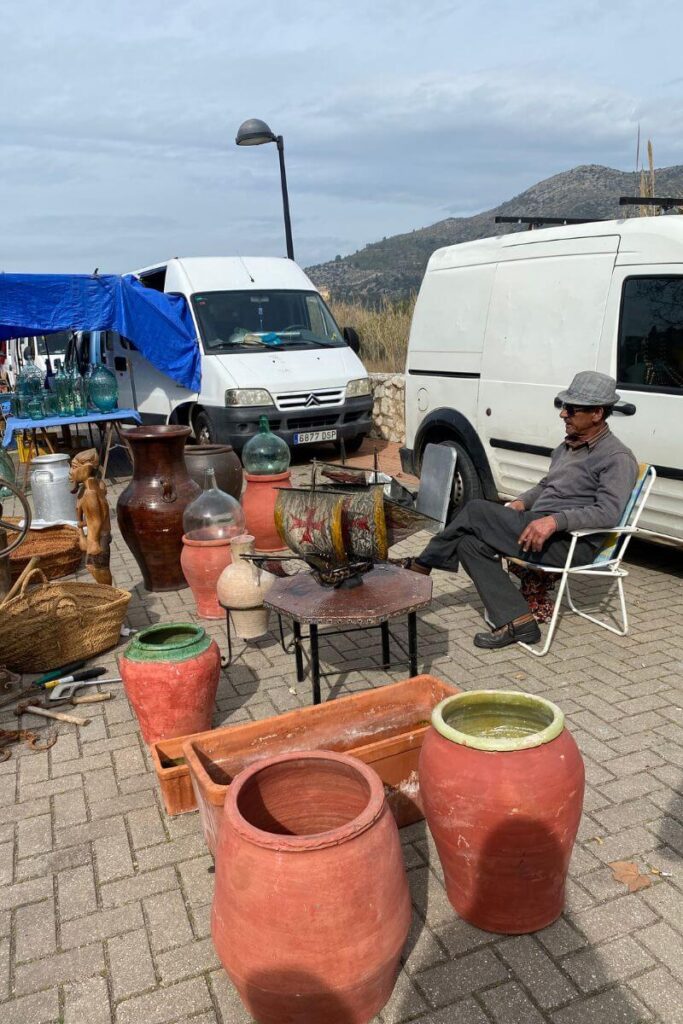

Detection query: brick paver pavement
(1, 443), (682, 1023)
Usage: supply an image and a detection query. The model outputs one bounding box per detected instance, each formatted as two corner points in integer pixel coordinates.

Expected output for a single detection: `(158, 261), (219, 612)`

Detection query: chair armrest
(570, 526), (637, 538)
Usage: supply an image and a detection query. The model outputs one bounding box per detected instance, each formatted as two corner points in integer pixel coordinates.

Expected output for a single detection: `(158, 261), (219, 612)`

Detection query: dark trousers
(418, 500), (596, 628)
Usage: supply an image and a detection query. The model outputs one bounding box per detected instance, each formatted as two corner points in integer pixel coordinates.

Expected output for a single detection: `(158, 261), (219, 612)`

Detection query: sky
(2, 0), (683, 275)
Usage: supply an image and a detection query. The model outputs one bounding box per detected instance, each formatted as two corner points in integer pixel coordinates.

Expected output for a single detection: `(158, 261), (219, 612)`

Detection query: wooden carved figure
(69, 449), (112, 585)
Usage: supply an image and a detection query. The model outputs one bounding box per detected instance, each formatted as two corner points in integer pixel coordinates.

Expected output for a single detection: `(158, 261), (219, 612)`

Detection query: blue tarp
(0, 273), (201, 392)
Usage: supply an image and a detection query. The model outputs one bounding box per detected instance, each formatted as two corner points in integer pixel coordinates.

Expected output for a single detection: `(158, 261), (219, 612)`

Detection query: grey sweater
(517, 429), (639, 533)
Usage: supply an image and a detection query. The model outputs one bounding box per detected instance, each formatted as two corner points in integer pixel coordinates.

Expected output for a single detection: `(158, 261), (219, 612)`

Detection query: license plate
(293, 429), (337, 445)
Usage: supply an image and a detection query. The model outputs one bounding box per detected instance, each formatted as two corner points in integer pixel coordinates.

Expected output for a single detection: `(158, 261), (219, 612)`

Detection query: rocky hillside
(307, 164), (683, 302)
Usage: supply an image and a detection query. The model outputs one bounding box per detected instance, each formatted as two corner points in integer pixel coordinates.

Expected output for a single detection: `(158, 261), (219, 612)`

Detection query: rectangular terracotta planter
(182, 674), (459, 856)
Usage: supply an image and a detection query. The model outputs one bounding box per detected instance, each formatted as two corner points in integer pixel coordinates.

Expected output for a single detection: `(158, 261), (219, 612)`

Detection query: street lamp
(236, 118), (294, 261)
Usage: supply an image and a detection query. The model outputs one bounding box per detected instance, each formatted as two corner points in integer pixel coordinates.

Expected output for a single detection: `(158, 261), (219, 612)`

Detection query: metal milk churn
(30, 453), (77, 522)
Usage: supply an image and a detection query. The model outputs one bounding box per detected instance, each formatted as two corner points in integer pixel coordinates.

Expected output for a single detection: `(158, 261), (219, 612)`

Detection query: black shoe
(473, 618), (541, 649)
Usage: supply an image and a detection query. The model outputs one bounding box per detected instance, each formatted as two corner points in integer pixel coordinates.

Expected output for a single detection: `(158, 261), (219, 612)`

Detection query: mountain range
(306, 163), (683, 303)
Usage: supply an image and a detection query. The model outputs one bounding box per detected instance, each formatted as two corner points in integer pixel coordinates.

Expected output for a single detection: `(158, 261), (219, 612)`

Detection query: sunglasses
(554, 399), (595, 416)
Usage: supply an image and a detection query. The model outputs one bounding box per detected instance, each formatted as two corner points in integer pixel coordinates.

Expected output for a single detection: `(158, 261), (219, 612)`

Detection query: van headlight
(346, 377), (371, 398)
(225, 389), (274, 407)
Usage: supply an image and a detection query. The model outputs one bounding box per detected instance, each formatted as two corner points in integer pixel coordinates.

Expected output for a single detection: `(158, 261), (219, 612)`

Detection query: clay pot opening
(229, 752), (385, 848)
(433, 690), (564, 752)
(121, 424), (191, 441)
(135, 623), (205, 651)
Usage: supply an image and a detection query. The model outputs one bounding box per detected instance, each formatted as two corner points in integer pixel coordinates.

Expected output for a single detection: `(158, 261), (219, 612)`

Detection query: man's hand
(518, 515), (557, 553)
(505, 500), (526, 511)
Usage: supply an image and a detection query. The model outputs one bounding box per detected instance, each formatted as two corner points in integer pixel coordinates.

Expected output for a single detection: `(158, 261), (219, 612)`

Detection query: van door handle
(114, 357), (127, 372)
(613, 401), (636, 416)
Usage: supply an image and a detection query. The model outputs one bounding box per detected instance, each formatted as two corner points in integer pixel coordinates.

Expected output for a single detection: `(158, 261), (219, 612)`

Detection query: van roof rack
(619, 196), (682, 211)
(494, 215), (603, 230)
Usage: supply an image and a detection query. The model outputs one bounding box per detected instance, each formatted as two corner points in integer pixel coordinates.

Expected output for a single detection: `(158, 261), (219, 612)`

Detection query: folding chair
(509, 464), (657, 657)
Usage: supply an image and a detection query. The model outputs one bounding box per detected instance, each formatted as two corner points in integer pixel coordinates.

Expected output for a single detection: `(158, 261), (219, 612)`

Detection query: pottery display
(216, 534), (272, 638)
(241, 471), (292, 551)
(181, 469), (246, 617)
(184, 443), (243, 499)
(212, 749), (412, 1024)
(419, 690), (584, 934)
(119, 622), (221, 745)
(116, 425), (201, 591)
(30, 453), (77, 522)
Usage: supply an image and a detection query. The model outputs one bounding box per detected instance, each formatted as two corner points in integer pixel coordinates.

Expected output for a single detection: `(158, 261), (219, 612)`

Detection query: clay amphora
(116, 425), (201, 591)
(419, 690), (584, 934)
(212, 750), (412, 1024)
(181, 535), (232, 618)
(216, 534), (272, 639)
(241, 471), (291, 551)
(184, 443), (243, 499)
(119, 622), (221, 745)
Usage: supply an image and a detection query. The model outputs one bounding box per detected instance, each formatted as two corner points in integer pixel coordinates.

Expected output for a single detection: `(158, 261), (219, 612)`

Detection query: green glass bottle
(241, 415), (291, 475)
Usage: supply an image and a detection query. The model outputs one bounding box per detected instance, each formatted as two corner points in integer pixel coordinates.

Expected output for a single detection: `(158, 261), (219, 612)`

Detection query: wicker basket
(0, 569), (131, 672)
(7, 519), (83, 582)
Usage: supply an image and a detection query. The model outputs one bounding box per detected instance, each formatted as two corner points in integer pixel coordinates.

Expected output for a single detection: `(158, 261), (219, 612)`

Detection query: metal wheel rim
(0, 479), (31, 556)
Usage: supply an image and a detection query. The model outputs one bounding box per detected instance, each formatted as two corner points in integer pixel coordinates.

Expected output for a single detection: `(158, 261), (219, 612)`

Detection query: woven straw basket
(0, 569), (131, 672)
(6, 519), (83, 582)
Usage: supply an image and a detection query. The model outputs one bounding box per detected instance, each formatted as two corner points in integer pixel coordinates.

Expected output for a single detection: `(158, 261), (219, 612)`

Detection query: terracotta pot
(116, 425), (201, 591)
(151, 674), (458, 822)
(181, 535), (232, 618)
(216, 535), (272, 639)
(184, 443), (243, 499)
(119, 623), (221, 745)
(241, 471), (291, 551)
(419, 690), (584, 934)
(212, 750), (412, 1024)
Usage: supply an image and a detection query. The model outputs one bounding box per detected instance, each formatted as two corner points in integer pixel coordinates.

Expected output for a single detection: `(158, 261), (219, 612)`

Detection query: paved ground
(1, 441), (682, 1023)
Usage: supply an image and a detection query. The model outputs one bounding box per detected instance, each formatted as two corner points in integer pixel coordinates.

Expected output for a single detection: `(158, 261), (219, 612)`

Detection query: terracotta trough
(150, 675), (458, 852)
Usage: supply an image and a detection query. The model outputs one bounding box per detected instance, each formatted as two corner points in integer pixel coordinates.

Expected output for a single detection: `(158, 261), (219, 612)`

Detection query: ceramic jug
(216, 534), (272, 639)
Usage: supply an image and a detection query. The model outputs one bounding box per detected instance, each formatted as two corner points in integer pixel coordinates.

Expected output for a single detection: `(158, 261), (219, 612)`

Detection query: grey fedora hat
(556, 371), (620, 407)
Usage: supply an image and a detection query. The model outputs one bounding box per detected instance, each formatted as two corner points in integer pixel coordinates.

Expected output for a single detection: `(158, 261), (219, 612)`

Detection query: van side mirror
(613, 401), (637, 416)
(343, 326), (360, 354)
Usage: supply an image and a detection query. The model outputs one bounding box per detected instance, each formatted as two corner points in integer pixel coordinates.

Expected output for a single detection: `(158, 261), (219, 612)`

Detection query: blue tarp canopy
(0, 273), (201, 392)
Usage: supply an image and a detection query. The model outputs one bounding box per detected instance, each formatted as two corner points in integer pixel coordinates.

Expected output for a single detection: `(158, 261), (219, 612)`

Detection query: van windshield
(191, 290), (345, 353)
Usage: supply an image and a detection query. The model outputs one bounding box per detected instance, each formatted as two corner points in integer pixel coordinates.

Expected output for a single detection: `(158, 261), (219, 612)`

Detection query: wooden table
(264, 564), (433, 704)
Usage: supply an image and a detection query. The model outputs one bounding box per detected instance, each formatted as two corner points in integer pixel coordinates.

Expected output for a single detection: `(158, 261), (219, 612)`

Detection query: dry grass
(330, 296), (416, 373)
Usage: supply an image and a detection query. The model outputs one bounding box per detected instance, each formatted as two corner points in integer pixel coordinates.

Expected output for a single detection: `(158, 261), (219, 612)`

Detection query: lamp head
(235, 118), (277, 146)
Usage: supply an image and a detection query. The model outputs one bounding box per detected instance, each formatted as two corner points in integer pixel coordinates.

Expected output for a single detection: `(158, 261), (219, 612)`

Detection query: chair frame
(510, 466), (657, 657)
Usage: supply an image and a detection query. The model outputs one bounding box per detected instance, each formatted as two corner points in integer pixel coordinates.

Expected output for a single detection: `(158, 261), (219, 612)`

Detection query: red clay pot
(241, 471), (291, 551)
(180, 534), (232, 618)
(119, 623), (221, 745)
(212, 750), (412, 1024)
(419, 690), (584, 934)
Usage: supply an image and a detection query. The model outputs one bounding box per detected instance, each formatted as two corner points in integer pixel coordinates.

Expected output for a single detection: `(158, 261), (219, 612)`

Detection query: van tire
(195, 412), (215, 445)
(438, 440), (483, 513)
(335, 434), (365, 455)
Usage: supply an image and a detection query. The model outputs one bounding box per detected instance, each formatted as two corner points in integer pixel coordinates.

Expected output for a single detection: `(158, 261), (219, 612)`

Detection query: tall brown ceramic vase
(117, 426), (201, 591)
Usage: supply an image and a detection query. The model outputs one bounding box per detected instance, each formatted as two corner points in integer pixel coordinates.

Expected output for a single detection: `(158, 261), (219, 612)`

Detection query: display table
(264, 564), (433, 704)
(2, 408), (141, 483)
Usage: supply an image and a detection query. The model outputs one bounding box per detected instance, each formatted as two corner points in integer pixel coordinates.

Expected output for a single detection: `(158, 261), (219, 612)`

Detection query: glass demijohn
(88, 362), (119, 413)
(241, 415), (291, 475)
(182, 468), (246, 542)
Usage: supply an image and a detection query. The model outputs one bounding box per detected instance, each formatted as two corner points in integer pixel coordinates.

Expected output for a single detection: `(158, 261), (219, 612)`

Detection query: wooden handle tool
(17, 705), (90, 726)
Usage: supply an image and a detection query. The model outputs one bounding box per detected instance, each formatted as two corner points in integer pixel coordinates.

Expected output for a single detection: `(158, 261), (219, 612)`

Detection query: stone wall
(369, 372), (405, 443)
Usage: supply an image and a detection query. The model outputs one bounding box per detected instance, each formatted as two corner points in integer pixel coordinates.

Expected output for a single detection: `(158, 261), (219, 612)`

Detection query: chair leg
(518, 572), (569, 657)
(565, 575), (629, 636)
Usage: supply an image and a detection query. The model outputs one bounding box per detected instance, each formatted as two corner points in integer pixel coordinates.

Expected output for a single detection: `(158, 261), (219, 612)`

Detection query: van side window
(618, 276), (683, 391)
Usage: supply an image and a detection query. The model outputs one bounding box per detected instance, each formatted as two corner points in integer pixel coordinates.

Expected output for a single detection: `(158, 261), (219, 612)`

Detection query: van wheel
(195, 412), (215, 445)
(438, 440), (483, 513)
(335, 434), (365, 455)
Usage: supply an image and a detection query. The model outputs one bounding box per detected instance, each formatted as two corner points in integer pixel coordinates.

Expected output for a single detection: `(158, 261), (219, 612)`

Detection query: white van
(102, 256), (373, 454)
(401, 216), (683, 541)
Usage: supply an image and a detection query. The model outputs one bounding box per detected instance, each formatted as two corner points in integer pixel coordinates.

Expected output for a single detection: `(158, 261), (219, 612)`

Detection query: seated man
(409, 371), (638, 649)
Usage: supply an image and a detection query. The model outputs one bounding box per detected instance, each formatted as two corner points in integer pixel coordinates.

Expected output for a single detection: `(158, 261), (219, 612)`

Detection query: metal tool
(33, 660), (89, 688)
(44, 667), (107, 690)
(48, 677), (122, 701)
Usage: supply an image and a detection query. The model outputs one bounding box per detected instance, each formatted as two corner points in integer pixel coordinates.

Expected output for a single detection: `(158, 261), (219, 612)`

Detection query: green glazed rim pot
(431, 690), (564, 753)
(123, 622), (212, 663)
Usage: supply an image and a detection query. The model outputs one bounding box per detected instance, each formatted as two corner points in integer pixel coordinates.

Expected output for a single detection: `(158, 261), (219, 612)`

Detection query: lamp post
(236, 118), (294, 261)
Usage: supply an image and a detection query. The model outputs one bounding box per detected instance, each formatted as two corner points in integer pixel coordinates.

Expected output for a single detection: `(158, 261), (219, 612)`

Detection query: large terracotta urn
(181, 535), (232, 618)
(241, 471), (291, 551)
(212, 750), (412, 1024)
(117, 425), (201, 591)
(419, 690), (584, 934)
(119, 622), (221, 745)
(216, 534), (273, 639)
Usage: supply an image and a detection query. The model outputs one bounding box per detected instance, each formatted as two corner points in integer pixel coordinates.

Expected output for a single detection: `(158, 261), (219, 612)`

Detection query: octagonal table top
(263, 563), (433, 626)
